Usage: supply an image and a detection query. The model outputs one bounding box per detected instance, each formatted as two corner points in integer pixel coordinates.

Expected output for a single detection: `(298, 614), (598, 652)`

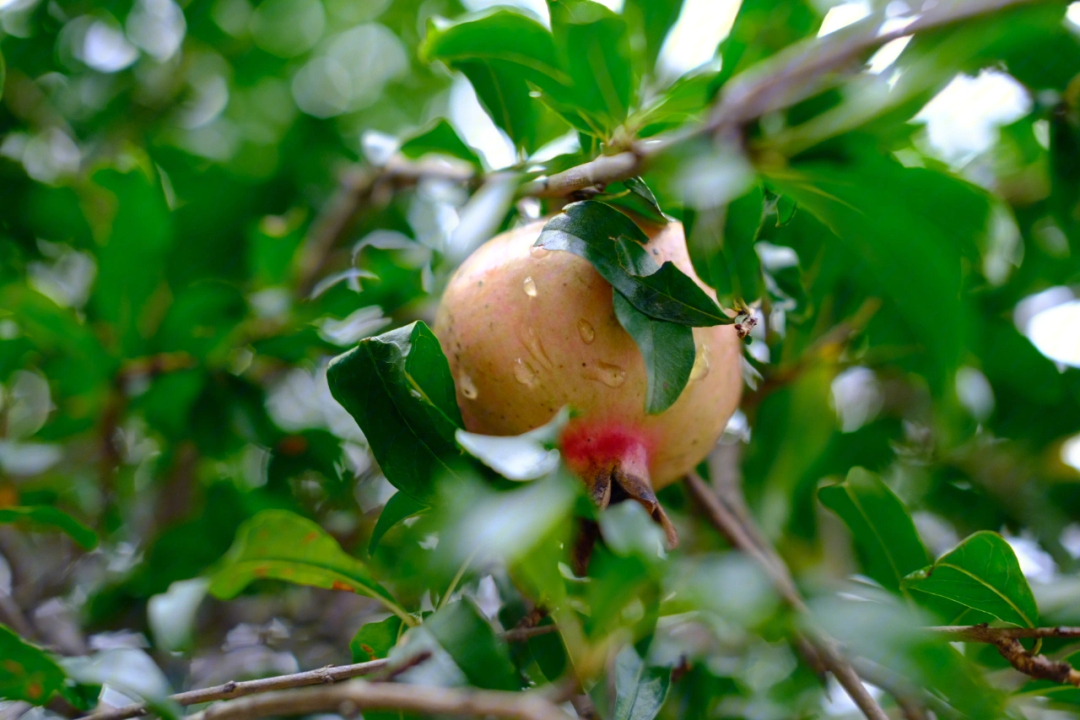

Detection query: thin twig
(77, 658), (392, 720)
(502, 624), (559, 643)
(928, 625), (1080, 640)
(184, 680), (572, 720)
(684, 472), (889, 720)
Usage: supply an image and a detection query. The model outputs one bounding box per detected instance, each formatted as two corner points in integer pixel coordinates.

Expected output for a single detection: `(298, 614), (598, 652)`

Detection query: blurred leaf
(538, 201), (730, 326)
(613, 645), (671, 720)
(633, 69), (719, 137)
(904, 531), (1038, 628)
(456, 407), (568, 480)
(613, 292), (695, 414)
(0, 624), (67, 704)
(90, 169), (175, 356)
(685, 185), (765, 304)
(350, 615), (404, 662)
(548, 0), (634, 135)
(768, 139), (990, 388)
(399, 119), (481, 167)
(818, 467), (929, 594)
(370, 491), (429, 554)
(597, 177), (668, 224)
(712, 0), (818, 96)
(527, 616), (568, 682)
(421, 9), (565, 151)
(209, 510), (406, 619)
(425, 598), (520, 691)
(328, 322), (464, 502)
(0, 505), (98, 549)
(622, 0), (682, 71)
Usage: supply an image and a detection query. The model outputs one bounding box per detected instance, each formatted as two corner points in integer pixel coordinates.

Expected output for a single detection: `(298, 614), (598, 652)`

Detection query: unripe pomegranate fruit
(434, 217), (743, 546)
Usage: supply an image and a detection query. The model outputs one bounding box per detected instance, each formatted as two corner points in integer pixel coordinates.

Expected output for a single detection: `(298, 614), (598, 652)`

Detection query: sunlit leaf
(328, 322), (464, 502)
(0, 624), (68, 705)
(613, 293), (695, 414)
(456, 407), (569, 480)
(819, 467), (930, 594)
(350, 615), (404, 662)
(209, 510), (407, 620)
(903, 531), (1038, 628)
(0, 506), (98, 549)
(398, 118), (481, 166)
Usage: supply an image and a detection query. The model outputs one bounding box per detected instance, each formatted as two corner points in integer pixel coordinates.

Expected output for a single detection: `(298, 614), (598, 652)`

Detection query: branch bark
(928, 625), (1080, 640)
(684, 471), (889, 720)
(184, 681), (572, 720)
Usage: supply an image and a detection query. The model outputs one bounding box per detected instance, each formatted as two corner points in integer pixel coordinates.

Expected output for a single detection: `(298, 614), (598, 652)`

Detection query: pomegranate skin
(433, 219), (743, 490)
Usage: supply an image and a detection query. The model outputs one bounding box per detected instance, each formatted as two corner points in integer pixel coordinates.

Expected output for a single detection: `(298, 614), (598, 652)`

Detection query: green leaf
(622, 0), (683, 71)
(768, 141), (990, 389)
(425, 598), (520, 691)
(208, 510), (406, 618)
(710, 0), (819, 96)
(421, 10), (566, 151)
(612, 293), (695, 414)
(548, 0), (634, 135)
(818, 468), (930, 594)
(327, 322), (464, 502)
(527, 616), (567, 682)
(456, 407), (569, 481)
(369, 491), (429, 554)
(613, 645), (671, 720)
(350, 615), (404, 662)
(537, 201), (730, 326)
(903, 531), (1038, 628)
(0, 506), (98, 549)
(596, 177), (668, 224)
(0, 624), (68, 704)
(398, 119), (481, 167)
(685, 185), (765, 304)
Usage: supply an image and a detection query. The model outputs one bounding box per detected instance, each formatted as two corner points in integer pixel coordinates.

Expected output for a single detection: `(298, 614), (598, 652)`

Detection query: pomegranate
(434, 216), (743, 547)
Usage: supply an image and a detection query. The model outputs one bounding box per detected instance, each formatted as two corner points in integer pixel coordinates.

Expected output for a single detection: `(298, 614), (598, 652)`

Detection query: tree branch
(184, 681), (572, 720)
(928, 625), (1080, 640)
(684, 472), (889, 720)
(991, 638), (1080, 686)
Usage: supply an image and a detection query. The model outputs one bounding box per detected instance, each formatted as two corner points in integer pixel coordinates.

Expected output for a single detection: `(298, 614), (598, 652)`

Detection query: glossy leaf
(369, 491), (429, 554)
(597, 177), (668, 224)
(421, 10), (565, 151)
(209, 510), (405, 617)
(0, 506), (98, 549)
(613, 645), (671, 720)
(537, 201), (730, 326)
(425, 598), (520, 691)
(0, 624), (67, 704)
(818, 467), (930, 594)
(903, 531), (1038, 628)
(456, 407), (569, 480)
(350, 615), (404, 662)
(328, 322), (464, 502)
(613, 293), (695, 414)
(548, 0), (634, 135)
(398, 119), (481, 167)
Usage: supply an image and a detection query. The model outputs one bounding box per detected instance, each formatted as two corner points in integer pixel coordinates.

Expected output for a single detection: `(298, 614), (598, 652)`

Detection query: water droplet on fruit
(523, 276), (537, 297)
(577, 319), (595, 344)
(459, 373), (478, 399)
(690, 342), (711, 381)
(513, 358), (539, 387)
(586, 361), (626, 388)
(530, 245), (549, 259)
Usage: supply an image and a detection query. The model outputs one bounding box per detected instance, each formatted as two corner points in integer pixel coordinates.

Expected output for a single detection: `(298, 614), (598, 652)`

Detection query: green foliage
(904, 531), (1039, 628)
(818, 467), (929, 594)
(327, 321), (465, 502)
(3, 0), (1080, 716)
(0, 625), (67, 705)
(0, 505), (97, 549)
